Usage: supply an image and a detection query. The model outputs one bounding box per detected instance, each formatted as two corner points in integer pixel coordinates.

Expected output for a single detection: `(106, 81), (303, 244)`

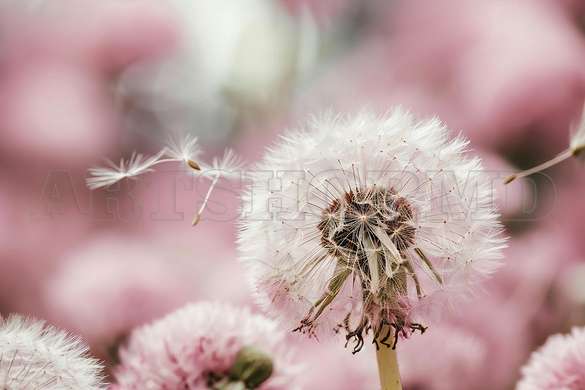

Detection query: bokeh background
(1, 0), (585, 388)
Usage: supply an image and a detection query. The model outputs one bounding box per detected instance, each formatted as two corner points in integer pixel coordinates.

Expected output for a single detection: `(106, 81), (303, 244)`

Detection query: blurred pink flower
(397, 226), (576, 390)
(489, 229), (575, 345)
(0, 63), (116, 163)
(112, 302), (302, 390)
(447, 0), (585, 150)
(400, 293), (529, 390)
(44, 230), (252, 360)
(296, 0), (585, 154)
(517, 327), (585, 390)
(0, 0), (178, 164)
(44, 235), (191, 358)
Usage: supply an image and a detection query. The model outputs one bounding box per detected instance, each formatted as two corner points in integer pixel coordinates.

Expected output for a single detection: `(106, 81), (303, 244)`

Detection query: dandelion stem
(376, 325), (402, 390)
(504, 148), (573, 184)
(192, 173), (221, 226)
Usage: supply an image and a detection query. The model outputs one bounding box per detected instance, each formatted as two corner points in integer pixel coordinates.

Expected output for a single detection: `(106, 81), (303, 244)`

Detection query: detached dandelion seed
(86, 136), (244, 225)
(0, 314), (105, 390)
(505, 102), (585, 184)
(238, 108), (505, 389)
(86, 135), (202, 190)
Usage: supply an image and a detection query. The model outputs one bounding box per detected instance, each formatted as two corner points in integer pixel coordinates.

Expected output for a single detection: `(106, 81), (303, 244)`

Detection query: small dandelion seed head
(517, 327), (585, 390)
(238, 108), (505, 352)
(0, 314), (105, 389)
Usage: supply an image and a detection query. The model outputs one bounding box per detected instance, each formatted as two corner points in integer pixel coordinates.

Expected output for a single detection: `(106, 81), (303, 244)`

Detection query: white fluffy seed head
(238, 108), (505, 350)
(0, 315), (105, 390)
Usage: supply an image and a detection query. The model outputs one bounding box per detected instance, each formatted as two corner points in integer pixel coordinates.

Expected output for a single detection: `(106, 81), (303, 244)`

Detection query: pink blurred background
(1, 1), (585, 388)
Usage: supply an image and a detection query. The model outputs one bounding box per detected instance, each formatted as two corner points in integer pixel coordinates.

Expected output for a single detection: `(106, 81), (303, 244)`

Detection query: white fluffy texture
(113, 302), (302, 390)
(0, 315), (104, 390)
(517, 327), (585, 390)
(239, 108), (505, 337)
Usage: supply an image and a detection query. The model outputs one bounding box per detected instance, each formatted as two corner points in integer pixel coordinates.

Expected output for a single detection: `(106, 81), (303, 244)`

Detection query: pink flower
(517, 327), (585, 390)
(112, 302), (302, 390)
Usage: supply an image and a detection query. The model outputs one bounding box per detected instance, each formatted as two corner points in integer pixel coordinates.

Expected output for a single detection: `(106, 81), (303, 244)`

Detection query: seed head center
(318, 187), (416, 258)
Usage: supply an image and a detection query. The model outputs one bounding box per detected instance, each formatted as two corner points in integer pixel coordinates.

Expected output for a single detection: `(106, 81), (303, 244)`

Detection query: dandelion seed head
(238, 108), (505, 351)
(0, 314), (105, 390)
(112, 302), (302, 390)
(517, 327), (585, 390)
